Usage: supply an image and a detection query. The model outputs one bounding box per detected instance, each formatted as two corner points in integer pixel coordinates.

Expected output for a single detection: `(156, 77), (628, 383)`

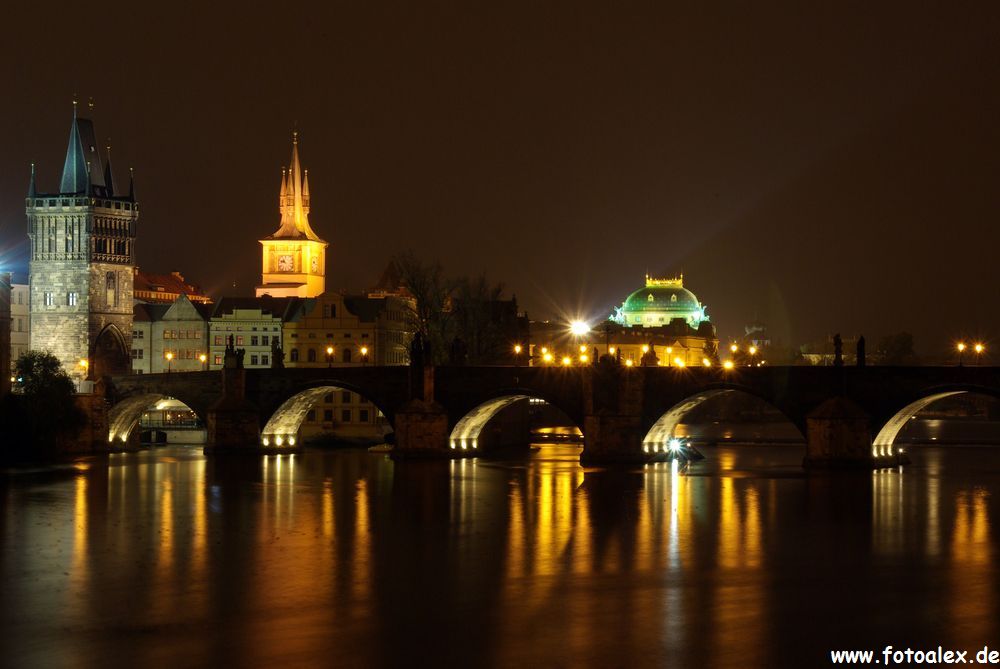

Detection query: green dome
(622, 285), (700, 313)
(613, 276), (709, 328)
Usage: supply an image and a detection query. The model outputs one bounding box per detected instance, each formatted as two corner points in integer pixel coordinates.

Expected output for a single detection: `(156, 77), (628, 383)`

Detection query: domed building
(612, 275), (708, 328)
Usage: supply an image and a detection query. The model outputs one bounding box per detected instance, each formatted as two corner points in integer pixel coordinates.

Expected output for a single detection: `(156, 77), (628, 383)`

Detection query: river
(2, 440), (999, 667)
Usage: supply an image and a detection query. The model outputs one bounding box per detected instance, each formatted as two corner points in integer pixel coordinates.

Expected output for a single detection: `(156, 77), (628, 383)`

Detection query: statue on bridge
(271, 338), (285, 369)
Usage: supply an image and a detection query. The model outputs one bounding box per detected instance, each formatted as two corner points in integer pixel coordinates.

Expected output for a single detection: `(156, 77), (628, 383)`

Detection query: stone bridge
(104, 364), (1000, 468)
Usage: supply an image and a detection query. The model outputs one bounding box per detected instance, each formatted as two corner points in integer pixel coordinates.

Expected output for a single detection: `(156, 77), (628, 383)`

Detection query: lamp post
(326, 345), (334, 368)
(748, 345), (757, 367)
(165, 351), (173, 373)
(513, 343), (522, 366)
(78, 358), (89, 380)
(957, 342), (966, 367)
(975, 343), (985, 365)
(360, 346), (369, 366)
(199, 353), (207, 371)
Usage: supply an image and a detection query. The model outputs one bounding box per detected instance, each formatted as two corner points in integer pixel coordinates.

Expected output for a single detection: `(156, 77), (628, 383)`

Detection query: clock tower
(256, 132), (328, 298)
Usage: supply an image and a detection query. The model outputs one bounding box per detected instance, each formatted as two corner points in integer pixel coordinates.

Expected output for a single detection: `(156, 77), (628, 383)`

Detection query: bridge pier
(391, 399), (452, 458)
(580, 364), (650, 465)
(204, 361), (266, 454)
(804, 397), (906, 469)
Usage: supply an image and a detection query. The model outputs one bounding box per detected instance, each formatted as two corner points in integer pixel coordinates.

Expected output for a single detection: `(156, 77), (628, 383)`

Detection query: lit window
(67, 292), (78, 306)
(214, 355), (222, 365)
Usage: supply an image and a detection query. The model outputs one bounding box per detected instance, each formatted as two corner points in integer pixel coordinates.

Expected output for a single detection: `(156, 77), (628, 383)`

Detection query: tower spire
(103, 140), (116, 196)
(128, 167), (136, 201)
(27, 163), (36, 198)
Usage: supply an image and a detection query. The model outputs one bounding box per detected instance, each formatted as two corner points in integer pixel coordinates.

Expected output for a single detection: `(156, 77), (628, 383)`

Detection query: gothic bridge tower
(256, 132), (328, 298)
(26, 102), (138, 380)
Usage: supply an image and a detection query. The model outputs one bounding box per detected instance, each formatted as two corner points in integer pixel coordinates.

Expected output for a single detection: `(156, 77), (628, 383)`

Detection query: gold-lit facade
(257, 133), (328, 298)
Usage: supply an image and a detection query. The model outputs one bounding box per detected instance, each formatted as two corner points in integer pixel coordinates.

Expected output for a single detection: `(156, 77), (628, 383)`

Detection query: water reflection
(3, 444), (1000, 666)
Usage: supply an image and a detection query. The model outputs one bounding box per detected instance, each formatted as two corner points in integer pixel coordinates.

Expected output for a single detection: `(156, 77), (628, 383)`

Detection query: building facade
(257, 133), (328, 298)
(528, 274), (718, 367)
(27, 105), (137, 379)
(132, 295), (212, 374)
(282, 291), (412, 444)
(10, 283), (30, 365)
(208, 297), (294, 369)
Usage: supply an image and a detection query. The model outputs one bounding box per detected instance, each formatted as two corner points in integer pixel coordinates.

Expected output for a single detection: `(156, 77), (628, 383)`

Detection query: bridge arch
(260, 382), (394, 447)
(642, 385), (804, 454)
(448, 389), (582, 453)
(107, 393), (205, 445)
(873, 386), (1000, 454)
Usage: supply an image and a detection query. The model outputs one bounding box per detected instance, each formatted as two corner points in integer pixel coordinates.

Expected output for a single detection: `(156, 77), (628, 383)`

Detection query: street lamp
(326, 345), (334, 368)
(513, 343), (522, 366)
(165, 351), (174, 373)
(748, 345), (757, 367)
(723, 360), (735, 370)
(957, 342), (966, 367)
(199, 353), (207, 370)
(975, 343), (985, 365)
(360, 345), (369, 366)
(78, 358), (89, 379)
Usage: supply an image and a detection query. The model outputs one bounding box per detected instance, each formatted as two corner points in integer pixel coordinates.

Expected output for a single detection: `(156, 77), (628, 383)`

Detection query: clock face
(277, 254), (294, 272)
(311, 256), (319, 273)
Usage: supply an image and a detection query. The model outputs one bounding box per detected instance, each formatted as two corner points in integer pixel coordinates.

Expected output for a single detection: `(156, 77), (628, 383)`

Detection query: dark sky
(1, 2), (998, 356)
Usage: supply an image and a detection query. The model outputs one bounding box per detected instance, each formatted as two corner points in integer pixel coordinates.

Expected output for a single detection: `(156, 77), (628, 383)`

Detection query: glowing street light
(199, 353), (207, 370)
(625, 358), (634, 367)
(360, 345), (370, 366)
(674, 357), (685, 368)
(513, 344), (522, 355)
(748, 345), (758, 367)
(165, 351), (174, 373)
(730, 343), (738, 354)
(723, 360), (735, 370)
(975, 343), (985, 365)
(579, 354), (589, 364)
(957, 342), (967, 367)
(326, 345), (334, 368)
(561, 356), (572, 366)
(609, 346), (616, 355)
(702, 358), (711, 367)
(569, 320), (590, 336)
(543, 352), (554, 364)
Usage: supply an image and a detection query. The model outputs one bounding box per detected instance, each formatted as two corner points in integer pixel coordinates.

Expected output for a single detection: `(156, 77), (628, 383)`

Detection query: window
(341, 409), (351, 423)
(342, 349), (352, 363)
(262, 355), (269, 366)
(67, 292), (77, 306)
(133, 330), (144, 339)
(307, 348), (316, 362)
(290, 349), (299, 362)
(250, 355), (258, 366)
(359, 409), (369, 423)
(214, 355), (222, 365)
(236, 336), (244, 346)
(131, 349), (144, 359)
(323, 409), (333, 422)
(324, 393), (333, 403)
(164, 330), (173, 339)
(251, 336), (259, 346)
(44, 292), (53, 306)
(306, 410), (316, 422)
(341, 391), (351, 403)
(214, 335), (223, 345)
(262, 335), (269, 346)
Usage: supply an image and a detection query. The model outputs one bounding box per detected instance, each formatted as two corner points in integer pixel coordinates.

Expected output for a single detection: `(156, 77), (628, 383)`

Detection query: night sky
(1, 2), (998, 355)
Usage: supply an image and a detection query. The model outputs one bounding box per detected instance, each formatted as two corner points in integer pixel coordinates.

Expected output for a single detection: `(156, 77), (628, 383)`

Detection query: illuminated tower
(26, 102), (138, 379)
(256, 132), (328, 298)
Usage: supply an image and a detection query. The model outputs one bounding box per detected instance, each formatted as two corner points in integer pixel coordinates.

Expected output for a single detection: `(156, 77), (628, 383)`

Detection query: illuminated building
(131, 295), (213, 374)
(256, 132), (328, 298)
(133, 269), (212, 304)
(26, 103), (138, 379)
(612, 275), (709, 328)
(208, 297), (294, 369)
(9, 282), (30, 365)
(282, 291), (412, 444)
(528, 274), (718, 367)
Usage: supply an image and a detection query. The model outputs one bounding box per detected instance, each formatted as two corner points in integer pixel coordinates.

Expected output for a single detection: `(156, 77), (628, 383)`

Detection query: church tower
(256, 132), (328, 298)
(27, 102), (138, 380)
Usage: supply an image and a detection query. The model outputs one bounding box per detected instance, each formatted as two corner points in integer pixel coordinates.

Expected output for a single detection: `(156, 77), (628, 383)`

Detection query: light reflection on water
(3, 444), (1000, 667)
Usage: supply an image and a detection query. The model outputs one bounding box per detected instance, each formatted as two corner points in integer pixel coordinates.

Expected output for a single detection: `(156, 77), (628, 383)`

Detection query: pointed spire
(128, 167), (136, 201)
(279, 167), (288, 199)
(302, 168), (310, 199)
(60, 104), (89, 194)
(27, 163), (36, 198)
(290, 130), (304, 228)
(103, 140), (116, 196)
